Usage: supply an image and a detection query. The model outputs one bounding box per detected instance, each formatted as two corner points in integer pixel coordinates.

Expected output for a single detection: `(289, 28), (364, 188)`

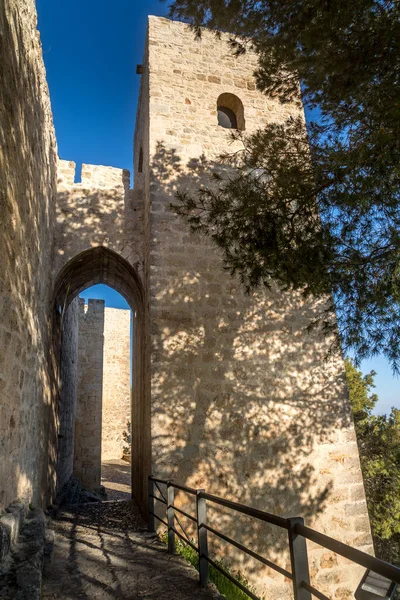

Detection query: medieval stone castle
(0, 0), (374, 596)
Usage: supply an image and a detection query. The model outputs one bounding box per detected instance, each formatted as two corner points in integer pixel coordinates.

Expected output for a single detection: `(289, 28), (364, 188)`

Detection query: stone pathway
(101, 460), (131, 501)
(41, 501), (221, 600)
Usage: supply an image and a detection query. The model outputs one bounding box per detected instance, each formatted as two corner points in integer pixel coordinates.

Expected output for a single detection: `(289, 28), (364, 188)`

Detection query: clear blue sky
(37, 0), (398, 416)
(36, 0), (170, 177)
(79, 284), (129, 310)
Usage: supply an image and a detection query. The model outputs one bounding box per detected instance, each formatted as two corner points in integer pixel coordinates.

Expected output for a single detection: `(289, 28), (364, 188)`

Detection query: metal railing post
(167, 482), (175, 554)
(148, 476), (155, 532)
(196, 490), (209, 587)
(288, 517), (312, 600)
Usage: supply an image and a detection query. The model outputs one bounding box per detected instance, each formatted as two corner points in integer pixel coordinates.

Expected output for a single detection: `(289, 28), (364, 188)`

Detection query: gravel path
(41, 501), (222, 600)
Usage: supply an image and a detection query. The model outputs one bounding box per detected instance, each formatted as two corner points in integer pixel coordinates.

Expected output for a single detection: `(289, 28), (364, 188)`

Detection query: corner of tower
(133, 21), (151, 191)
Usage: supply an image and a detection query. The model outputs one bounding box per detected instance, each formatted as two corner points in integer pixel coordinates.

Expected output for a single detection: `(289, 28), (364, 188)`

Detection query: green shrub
(160, 532), (263, 599)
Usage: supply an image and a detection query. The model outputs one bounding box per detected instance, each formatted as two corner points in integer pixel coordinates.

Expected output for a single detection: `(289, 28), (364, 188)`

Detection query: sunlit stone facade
(136, 17), (373, 598)
(0, 3), (373, 596)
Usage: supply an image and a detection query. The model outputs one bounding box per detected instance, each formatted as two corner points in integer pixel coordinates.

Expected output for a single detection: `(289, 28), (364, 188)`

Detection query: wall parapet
(57, 159), (130, 190)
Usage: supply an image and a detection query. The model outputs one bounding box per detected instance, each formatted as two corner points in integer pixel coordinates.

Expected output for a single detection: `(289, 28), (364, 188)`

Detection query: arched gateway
(49, 17), (373, 596)
(52, 246), (150, 510)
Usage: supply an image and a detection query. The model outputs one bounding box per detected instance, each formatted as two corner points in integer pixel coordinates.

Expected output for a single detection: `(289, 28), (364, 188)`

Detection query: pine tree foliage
(345, 359), (400, 564)
(169, 0), (400, 369)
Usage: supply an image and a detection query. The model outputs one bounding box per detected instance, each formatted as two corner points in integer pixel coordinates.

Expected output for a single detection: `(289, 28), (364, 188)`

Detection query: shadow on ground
(42, 501), (221, 600)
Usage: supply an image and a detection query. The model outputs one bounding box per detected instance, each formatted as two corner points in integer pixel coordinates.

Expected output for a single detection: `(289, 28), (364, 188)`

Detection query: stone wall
(0, 0), (58, 509)
(54, 159), (150, 509)
(55, 160), (130, 276)
(131, 28), (152, 509)
(56, 298), (79, 492)
(101, 308), (131, 461)
(73, 301), (131, 486)
(140, 16), (373, 598)
(74, 299), (105, 491)
(55, 160), (144, 283)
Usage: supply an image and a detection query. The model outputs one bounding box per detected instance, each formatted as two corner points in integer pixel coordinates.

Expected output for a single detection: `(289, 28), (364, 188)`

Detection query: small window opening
(218, 106), (237, 129)
(138, 148), (143, 173)
(217, 93), (245, 131)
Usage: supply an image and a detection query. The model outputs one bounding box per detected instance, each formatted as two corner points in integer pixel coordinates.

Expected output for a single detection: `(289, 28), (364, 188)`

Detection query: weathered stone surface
(334, 587), (354, 599)
(138, 15), (373, 596)
(0, 504), (50, 600)
(56, 298), (79, 493)
(44, 528), (54, 558)
(21, 508), (46, 540)
(53, 475), (104, 508)
(0, 522), (11, 562)
(16, 563), (42, 592)
(49, 15), (375, 597)
(101, 307), (131, 460)
(1, 513), (20, 546)
(74, 299), (105, 490)
(0, 501), (26, 568)
(73, 303), (131, 477)
(53, 162), (149, 509)
(0, 0), (58, 510)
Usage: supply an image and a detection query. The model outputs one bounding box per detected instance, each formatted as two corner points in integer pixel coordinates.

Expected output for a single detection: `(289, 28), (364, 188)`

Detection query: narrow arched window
(217, 93), (245, 131)
(138, 148), (143, 173)
(218, 106), (237, 129)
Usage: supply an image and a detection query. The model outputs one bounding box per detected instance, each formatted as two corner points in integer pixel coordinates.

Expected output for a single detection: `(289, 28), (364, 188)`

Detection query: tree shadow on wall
(147, 141), (361, 584)
(0, 5), (61, 509)
(52, 169), (144, 505)
(54, 181), (143, 280)
(49, 135), (364, 590)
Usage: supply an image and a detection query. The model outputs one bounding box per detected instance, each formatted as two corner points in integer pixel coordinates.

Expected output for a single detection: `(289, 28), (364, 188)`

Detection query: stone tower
(133, 16), (373, 598)
(0, 1), (376, 595)
(73, 300), (131, 491)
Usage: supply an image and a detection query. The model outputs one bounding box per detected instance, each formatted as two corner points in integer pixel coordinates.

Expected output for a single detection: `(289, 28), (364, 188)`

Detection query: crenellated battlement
(57, 159), (130, 190)
(54, 157), (145, 290)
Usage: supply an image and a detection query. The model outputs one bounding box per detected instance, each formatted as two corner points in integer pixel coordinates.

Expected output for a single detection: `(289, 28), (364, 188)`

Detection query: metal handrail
(149, 476), (169, 485)
(296, 523), (400, 584)
(148, 475), (400, 599)
(149, 476), (198, 496)
(154, 480), (167, 502)
(174, 509), (194, 545)
(199, 490), (289, 529)
(301, 581), (331, 600)
(150, 493), (167, 505)
(172, 504), (197, 523)
(171, 526), (199, 552)
(203, 523), (292, 580)
(171, 481), (198, 495)
(150, 511), (168, 528)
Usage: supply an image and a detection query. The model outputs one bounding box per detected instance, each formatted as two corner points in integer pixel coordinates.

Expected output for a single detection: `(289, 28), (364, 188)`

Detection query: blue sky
(37, 0), (398, 416)
(79, 284), (129, 310)
(36, 0), (170, 177)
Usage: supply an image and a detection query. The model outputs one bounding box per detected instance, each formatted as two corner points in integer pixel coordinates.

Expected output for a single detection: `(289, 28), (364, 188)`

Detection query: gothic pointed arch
(52, 246), (150, 511)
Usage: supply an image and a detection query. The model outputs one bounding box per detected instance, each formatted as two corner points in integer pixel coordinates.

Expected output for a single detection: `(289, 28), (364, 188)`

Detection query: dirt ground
(101, 459), (131, 501)
(41, 500), (222, 599)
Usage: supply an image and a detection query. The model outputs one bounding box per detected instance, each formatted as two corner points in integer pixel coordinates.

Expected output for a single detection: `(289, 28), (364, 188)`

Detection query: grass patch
(160, 532), (263, 600)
